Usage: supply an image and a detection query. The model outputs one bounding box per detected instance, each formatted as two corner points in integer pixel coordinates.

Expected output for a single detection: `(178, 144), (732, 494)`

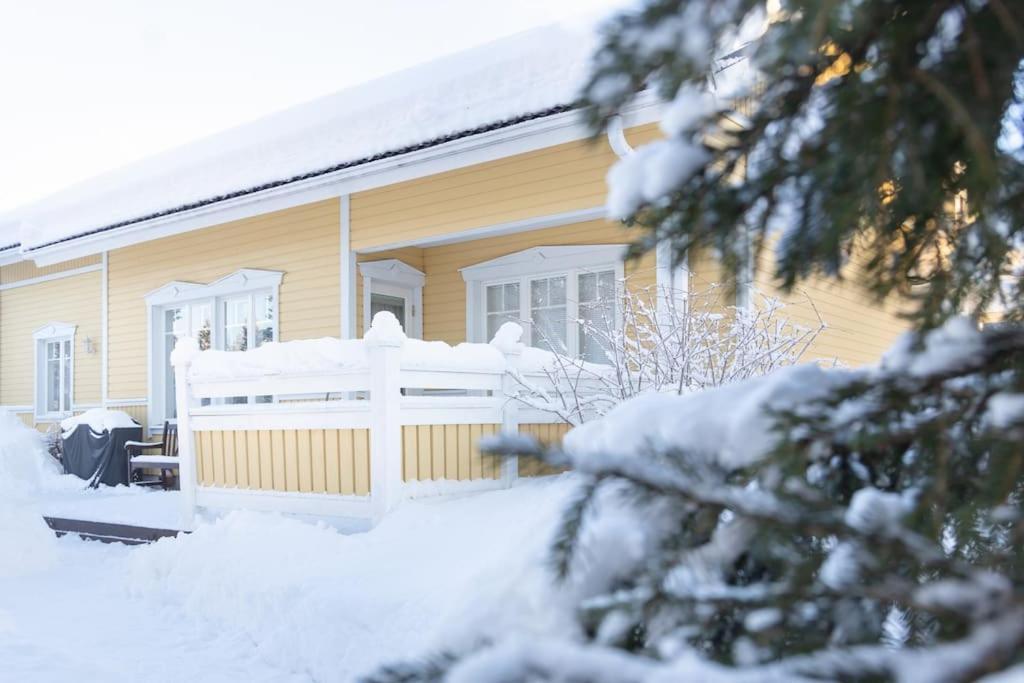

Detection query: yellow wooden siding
(420, 219), (659, 345)
(194, 428), (371, 495)
(349, 124), (662, 252)
(0, 270), (102, 409)
(106, 403), (149, 429)
(752, 241), (910, 368)
(107, 198), (340, 399)
(518, 422), (571, 477)
(0, 254), (101, 285)
(401, 423), (501, 481)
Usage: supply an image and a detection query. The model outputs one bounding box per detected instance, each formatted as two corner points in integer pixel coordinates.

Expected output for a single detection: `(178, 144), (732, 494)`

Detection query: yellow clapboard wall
(0, 268), (102, 410)
(518, 422), (571, 477)
(107, 198), (341, 408)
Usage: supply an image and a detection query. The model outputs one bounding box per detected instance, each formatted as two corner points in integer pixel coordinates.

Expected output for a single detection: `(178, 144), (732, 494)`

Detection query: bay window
(146, 269), (282, 430)
(464, 245), (627, 361)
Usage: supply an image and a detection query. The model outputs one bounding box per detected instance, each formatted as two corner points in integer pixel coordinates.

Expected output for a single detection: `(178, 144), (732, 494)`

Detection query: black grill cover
(62, 423), (142, 487)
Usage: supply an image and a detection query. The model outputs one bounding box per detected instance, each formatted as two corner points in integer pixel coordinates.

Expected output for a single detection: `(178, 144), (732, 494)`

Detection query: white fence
(171, 314), (570, 530)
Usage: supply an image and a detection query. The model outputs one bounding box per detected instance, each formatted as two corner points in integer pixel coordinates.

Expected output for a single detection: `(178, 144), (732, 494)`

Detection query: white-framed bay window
(33, 322), (77, 420)
(461, 245), (627, 361)
(145, 269), (283, 430)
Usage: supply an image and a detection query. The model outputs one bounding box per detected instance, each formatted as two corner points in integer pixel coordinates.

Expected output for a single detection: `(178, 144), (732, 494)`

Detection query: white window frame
(33, 322), (77, 421)
(460, 245), (627, 354)
(145, 269), (283, 432)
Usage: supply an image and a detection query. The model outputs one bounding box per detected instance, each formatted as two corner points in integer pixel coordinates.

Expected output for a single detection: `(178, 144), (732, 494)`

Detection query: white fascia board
(28, 97), (662, 267)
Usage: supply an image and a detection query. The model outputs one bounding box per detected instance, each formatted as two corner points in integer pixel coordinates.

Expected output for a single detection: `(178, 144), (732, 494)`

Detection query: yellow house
(0, 27), (908, 518)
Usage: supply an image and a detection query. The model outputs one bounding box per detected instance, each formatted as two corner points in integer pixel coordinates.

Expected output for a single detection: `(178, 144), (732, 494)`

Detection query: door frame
(358, 259), (425, 339)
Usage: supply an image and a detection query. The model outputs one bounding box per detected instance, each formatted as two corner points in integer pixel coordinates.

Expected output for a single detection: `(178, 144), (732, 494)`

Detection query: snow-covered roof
(5, 23), (598, 254)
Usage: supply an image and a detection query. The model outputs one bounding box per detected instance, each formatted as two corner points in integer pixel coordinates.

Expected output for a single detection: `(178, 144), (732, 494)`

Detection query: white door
(367, 281), (420, 338)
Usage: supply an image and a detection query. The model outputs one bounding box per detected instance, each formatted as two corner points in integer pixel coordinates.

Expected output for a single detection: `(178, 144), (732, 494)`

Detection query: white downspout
(608, 116), (689, 314)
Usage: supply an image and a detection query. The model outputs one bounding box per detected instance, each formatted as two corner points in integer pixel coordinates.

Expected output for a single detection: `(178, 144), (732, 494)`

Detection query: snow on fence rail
(170, 312), (569, 530)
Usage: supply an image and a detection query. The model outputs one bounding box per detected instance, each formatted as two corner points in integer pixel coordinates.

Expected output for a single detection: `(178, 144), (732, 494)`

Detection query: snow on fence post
(366, 312), (405, 520)
(170, 335), (201, 532)
(492, 322), (525, 488)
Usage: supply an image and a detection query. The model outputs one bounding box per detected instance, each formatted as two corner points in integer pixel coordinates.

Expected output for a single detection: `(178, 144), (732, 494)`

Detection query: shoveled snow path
(0, 537), (305, 683)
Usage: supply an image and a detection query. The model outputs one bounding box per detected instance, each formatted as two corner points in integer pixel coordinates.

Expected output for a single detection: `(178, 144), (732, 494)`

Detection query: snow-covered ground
(0, 409), (578, 681)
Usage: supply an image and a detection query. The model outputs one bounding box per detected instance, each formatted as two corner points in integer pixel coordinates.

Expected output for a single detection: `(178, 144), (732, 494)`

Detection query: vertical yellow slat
(223, 431), (238, 487)
(470, 424), (483, 480)
(325, 430), (341, 495)
(271, 430), (287, 491)
(484, 424), (499, 479)
(234, 430), (249, 489)
(211, 431), (226, 486)
(444, 424), (458, 480)
(458, 424), (471, 481)
(259, 430), (273, 491)
(339, 429), (356, 495)
(403, 426), (418, 482)
(297, 429), (313, 493)
(195, 432), (208, 484)
(417, 425), (432, 480)
(431, 425), (445, 481)
(284, 430), (300, 492)
(354, 429), (370, 496)
(311, 429), (326, 493)
(518, 424), (533, 477)
(246, 431), (261, 489)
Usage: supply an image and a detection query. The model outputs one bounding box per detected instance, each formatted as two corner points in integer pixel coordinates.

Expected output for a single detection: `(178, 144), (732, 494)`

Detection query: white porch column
(655, 241), (689, 317)
(170, 336), (200, 532)
(339, 194), (357, 339)
(366, 312), (405, 519)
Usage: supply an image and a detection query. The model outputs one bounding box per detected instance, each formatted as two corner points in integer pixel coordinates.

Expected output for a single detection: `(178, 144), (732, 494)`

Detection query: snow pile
(10, 23), (600, 252)
(128, 478), (580, 681)
(0, 410), (76, 578)
(880, 316), (985, 377)
(60, 407), (138, 436)
(564, 363), (853, 469)
(188, 338), (369, 381)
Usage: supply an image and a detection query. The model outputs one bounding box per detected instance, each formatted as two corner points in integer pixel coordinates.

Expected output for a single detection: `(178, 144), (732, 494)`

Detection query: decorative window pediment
(358, 259), (426, 288)
(145, 268), (284, 306)
(33, 321), (77, 340)
(460, 244), (628, 283)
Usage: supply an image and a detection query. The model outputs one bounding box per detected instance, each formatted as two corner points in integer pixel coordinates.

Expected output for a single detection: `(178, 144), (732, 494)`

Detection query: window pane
(47, 357), (60, 412)
(485, 282), (519, 342)
(164, 308), (183, 419)
(62, 351), (72, 412)
(370, 293), (406, 330)
(223, 297), (249, 352)
(192, 303), (212, 351)
(255, 294), (275, 347)
(530, 276), (567, 353)
(578, 270), (617, 363)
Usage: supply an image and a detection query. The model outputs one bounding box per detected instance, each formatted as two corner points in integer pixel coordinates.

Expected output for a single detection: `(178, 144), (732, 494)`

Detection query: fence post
(366, 312), (405, 521)
(171, 336), (200, 532)
(492, 322), (525, 488)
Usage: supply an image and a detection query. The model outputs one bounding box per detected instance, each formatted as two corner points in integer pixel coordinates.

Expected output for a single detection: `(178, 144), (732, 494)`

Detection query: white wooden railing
(170, 313), (569, 530)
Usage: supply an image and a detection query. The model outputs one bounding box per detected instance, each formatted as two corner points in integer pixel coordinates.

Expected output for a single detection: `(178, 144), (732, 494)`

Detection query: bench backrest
(162, 422), (179, 457)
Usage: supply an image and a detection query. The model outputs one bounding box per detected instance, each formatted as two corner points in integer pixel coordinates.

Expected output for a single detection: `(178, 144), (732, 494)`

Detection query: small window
(33, 322), (76, 420)
(578, 270), (617, 362)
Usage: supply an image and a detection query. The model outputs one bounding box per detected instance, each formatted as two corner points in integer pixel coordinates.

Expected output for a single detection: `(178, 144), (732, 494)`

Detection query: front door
(368, 281), (419, 337)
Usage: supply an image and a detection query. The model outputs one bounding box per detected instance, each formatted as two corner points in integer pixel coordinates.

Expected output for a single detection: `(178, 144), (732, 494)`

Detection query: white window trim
(461, 245), (628, 349)
(33, 321), (77, 421)
(145, 269), (283, 432)
(359, 259), (425, 339)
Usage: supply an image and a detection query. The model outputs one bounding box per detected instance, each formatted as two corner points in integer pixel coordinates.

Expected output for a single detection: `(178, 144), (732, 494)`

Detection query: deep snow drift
(0, 409), (582, 680)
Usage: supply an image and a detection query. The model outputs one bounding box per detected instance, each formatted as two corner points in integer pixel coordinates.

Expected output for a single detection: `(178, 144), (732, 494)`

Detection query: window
(146, 270), (282, 428)
(33, 322), (76, 420)
(462, 245), (627, 360)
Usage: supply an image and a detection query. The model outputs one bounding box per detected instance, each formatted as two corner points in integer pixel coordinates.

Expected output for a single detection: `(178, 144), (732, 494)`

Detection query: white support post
(171, 336), (200, 532)
(498, 344), (522, 488)
(365, 313), (405, 519)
